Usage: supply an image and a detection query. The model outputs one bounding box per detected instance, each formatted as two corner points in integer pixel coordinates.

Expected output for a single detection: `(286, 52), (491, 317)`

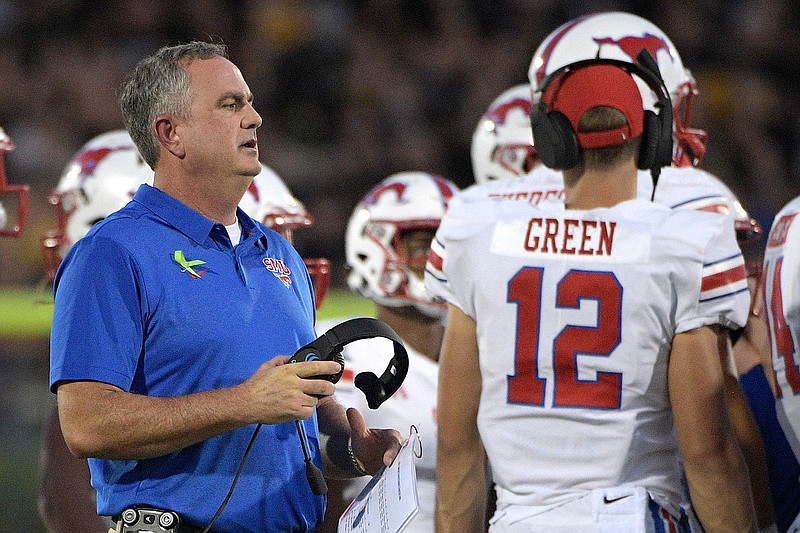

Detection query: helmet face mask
(239, 164), (331, 309)
(0, 127), (29, 238)
(346, 172), (459, 317)
(671, 80), (708, 167)
(528, 11), (708, 168)
(492, 144), (539, 179)
(41, 130), (153, 280)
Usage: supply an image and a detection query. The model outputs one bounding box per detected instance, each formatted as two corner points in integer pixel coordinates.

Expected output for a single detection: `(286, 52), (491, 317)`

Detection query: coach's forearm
(57, 380), (252, 459)
(56, 358), (339, 460)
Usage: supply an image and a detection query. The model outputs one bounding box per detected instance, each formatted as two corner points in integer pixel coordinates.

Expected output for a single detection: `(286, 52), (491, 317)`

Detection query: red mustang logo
(364, 182), (407, 205)
(593, 33), (673, 65)
(485, 98), (531, 127)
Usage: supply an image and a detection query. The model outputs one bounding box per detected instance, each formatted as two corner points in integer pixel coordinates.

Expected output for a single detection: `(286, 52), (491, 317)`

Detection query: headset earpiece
(635, 50), (674, 173)
(530, 100), (580, 170)
(638, 109), (660, 170)
(291, 317), (409, 409)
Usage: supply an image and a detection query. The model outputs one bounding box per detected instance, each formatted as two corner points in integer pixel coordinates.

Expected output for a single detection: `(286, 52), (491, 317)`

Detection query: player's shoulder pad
(655, 202), (735, 253)
(438, 189), (505, 241)
(645, 166), (733, 212)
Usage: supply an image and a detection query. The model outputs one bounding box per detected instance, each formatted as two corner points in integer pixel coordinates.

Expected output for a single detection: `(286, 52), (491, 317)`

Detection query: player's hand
(347, 407), (403, 475)
(238, 356), (341, 425)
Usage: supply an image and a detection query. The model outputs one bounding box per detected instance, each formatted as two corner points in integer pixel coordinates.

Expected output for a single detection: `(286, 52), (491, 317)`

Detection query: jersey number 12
(507, 267), (622, 409)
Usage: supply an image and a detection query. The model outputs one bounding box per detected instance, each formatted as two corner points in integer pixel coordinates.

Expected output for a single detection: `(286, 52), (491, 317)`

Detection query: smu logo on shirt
(263, 257), (292, 288)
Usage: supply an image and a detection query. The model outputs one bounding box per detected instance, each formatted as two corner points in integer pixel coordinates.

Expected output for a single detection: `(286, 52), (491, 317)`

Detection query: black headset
(290, 316), (409, 409)
(288, 317), (409, 496)
(530, 50), (674, 185)
(196, 318), (410, 530)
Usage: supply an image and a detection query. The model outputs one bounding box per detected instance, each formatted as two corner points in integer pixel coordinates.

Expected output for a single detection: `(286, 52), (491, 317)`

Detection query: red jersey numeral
(507, 268), (623, 409)
(765, 258), (800, 395)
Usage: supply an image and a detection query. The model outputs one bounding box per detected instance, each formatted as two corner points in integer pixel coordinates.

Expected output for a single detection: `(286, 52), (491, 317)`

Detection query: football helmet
(528, 11), (708, 167)
(346, 171), (459, 317)
(41, 130), (153, 280)
(239, 164), (331, 309)
(471, 84), (539, 183)
(0, 126), (29, 237)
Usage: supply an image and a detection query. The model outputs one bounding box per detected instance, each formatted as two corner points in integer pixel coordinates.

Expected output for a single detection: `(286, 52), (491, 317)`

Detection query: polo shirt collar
(236, 206), (269, 247)
(132, 184), (268, 246)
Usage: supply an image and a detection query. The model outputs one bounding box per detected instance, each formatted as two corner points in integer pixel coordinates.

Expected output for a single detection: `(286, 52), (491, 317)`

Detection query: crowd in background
(0, 0), (798, 286)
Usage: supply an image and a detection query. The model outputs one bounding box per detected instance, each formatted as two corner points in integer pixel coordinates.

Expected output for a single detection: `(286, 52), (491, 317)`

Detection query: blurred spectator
(0, 0), (798, 288)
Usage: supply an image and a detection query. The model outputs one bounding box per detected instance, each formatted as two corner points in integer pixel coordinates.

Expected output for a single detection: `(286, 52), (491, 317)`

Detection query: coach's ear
(153, 115), (185, 159)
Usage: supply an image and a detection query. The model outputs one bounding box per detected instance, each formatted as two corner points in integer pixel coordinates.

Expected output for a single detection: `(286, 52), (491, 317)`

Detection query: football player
(466, 11), (783, 531)
(427, 12), (756, 531)
(760, 196), (800, 533)
(316, 171), (459, 533)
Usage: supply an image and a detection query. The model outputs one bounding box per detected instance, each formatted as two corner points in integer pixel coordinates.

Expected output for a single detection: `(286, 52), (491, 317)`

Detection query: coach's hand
(239, 356), (341, 425)
(347, 407), (404, 475)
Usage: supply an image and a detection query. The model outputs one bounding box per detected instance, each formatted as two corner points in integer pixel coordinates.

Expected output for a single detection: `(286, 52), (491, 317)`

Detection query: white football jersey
(425, 193), (749, 514)
(316, 318), (438, 533)
(459, 165), (565, 205)
(761, 195), (800, 459)
(461, 164), (734, 217)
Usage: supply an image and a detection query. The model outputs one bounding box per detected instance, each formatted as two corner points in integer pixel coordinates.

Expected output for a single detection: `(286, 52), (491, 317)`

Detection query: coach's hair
(118, 41), (228, 170)
(579, 106), (641, 169)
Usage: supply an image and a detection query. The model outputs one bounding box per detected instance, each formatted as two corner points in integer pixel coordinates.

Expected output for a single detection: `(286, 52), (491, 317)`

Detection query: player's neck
(377, 305), (444, 362)
(562, 160), (637, 210)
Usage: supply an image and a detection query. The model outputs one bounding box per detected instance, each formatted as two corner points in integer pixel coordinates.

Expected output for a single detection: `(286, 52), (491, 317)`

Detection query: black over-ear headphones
(290, 316), (409, 409)
(530, 50), (674, 179)
(288, 317), (409, 496)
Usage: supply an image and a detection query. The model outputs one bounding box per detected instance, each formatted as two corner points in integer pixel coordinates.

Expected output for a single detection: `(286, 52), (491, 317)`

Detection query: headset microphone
(296, 420), (328, 495)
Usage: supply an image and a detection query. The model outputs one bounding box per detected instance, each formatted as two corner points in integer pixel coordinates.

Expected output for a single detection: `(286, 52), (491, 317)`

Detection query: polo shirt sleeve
(50, 235), (145, 393)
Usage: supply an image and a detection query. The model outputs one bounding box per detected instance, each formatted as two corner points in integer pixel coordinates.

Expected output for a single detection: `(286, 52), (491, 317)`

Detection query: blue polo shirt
(50, 184), (325, 532)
